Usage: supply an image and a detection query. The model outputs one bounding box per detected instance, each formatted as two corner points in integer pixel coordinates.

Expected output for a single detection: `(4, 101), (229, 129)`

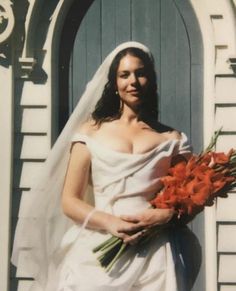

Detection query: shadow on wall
(175, 225), (202, 291)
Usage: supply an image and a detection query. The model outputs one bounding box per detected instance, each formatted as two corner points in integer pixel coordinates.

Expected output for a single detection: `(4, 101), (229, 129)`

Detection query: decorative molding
(228, 56), (236, 74)
(19, 57), (36, 78)
(0, 0), (14, 43)
(17, 0), (38, 78)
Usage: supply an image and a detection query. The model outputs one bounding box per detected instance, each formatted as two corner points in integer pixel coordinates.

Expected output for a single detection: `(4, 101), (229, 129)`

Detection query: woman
(12, 42), (192, 291)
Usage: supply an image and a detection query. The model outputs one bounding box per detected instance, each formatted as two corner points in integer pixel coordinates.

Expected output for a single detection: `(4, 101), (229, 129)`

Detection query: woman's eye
(136, 70), (146, 77)
(120, 73), (129, 79)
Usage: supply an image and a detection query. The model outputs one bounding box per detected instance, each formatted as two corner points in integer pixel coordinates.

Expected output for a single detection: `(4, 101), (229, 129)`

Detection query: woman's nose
(129, 73), (138, 84)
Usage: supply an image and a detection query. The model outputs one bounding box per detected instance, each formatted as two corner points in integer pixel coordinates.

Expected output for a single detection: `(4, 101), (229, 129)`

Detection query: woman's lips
(127, 90), (140, 95)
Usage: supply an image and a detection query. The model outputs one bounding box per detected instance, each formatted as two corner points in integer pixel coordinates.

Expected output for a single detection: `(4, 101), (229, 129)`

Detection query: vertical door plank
(85, 0), (102, 82)
(160, 0), (191, 137)
(101, 0), (116, 58)
(70, 0), (102, 110)
(70, 23), (86, 111)
(175, 13), (191, 136)
(131, 0), (161, 71)
(191, 64), (203, 152)
(160, 0), (178, 126)
(174, 0), (203, 151)
(115, 0), (131, 45)
(101, 0), (131, 58)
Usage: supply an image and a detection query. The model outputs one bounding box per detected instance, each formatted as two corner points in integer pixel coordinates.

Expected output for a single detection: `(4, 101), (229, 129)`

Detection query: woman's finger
(123, 232), (142, 244)
(120, 215), (140, 223)
(123, 229), (148, 244)
(117, 223), (143, 234)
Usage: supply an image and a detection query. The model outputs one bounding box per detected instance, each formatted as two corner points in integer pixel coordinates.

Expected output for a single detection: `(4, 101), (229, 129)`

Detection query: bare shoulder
(162, 129), (182, 141)
(70, 120), (97, 157)
(77, 119), (98, 136)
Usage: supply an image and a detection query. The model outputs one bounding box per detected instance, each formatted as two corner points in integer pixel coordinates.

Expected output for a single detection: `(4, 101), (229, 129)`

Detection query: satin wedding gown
(40, 132), (191, 291)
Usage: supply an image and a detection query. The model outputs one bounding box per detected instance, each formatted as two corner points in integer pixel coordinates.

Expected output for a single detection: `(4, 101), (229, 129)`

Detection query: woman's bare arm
(61, 142), (105, 229)
(61, 142), (144, 241)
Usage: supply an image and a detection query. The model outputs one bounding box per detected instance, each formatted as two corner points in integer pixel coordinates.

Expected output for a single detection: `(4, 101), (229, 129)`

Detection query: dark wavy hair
(92, 47), (158, 126)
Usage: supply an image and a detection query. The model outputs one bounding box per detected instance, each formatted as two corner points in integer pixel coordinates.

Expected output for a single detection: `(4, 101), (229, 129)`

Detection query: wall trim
(0, 65), (13, 291)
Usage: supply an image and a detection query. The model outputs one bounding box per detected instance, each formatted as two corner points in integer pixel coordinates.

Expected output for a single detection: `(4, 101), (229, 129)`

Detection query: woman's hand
(120, 208), (175, 244)
(103, 214), (144, 243)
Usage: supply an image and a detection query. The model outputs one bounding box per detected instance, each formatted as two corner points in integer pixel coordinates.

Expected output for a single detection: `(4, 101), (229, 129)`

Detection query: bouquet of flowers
(93, 130), (236, 272)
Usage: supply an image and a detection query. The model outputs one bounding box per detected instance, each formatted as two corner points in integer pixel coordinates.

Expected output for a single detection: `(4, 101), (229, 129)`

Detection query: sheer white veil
(11, 41), (151, 281)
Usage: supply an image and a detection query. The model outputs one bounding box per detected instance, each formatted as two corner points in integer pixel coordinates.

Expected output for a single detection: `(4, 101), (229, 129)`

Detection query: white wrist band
(81, 208), (97, 230)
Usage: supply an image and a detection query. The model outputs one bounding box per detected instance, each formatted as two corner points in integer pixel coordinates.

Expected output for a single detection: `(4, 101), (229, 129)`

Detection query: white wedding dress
(31, 132), (191, 291)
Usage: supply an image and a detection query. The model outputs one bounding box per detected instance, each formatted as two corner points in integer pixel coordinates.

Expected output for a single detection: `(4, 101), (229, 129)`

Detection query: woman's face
(116, 54), (149, 107)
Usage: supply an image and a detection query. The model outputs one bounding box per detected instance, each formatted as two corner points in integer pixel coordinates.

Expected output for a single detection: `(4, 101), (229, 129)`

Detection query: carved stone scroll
(0, 0), (14, 43)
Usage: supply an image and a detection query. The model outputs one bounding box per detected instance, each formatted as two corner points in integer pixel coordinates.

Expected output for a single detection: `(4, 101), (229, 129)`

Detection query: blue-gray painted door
(68, 0), (203, 290)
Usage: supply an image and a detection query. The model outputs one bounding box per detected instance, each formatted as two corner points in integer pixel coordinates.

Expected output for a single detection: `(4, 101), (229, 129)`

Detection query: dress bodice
(71, 133), (192, 216)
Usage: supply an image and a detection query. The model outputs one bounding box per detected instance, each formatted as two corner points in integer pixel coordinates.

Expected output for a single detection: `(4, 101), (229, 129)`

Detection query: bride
(12, 42), (192, 291)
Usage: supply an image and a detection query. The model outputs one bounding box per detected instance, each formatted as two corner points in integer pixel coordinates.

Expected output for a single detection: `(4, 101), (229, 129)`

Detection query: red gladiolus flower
(212, 152), (230, 164)
(150, 149), (236, 217)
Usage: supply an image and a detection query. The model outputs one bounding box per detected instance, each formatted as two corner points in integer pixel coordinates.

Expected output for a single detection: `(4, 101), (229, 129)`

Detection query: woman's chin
(123, 97), (142, 107)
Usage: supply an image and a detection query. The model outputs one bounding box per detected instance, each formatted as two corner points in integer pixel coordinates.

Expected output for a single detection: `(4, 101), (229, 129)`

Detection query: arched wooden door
(60, 0), (204, 290)
(68, 0), (203, 149)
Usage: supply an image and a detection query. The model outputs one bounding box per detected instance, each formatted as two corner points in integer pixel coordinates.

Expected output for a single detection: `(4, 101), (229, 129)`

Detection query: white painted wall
(0, 65), (13, 291)
(191, 0), (236, 290)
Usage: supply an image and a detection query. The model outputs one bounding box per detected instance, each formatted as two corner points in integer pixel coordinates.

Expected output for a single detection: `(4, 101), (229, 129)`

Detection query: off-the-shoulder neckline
(72, 132), (186, 157)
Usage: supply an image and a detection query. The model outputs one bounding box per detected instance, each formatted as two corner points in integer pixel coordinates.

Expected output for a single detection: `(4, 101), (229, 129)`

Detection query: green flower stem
(229, 169), (236, 175)
(100, 241), (124, 267)
(106, 243), (128, 272)
(93, 222), (173, 271)
(97, 240), (122, 260)
(97, 239), (122, 261)
(99, 237), (120, 252)
(204, 128), (221, 153)
(93, 236), (117, 252)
